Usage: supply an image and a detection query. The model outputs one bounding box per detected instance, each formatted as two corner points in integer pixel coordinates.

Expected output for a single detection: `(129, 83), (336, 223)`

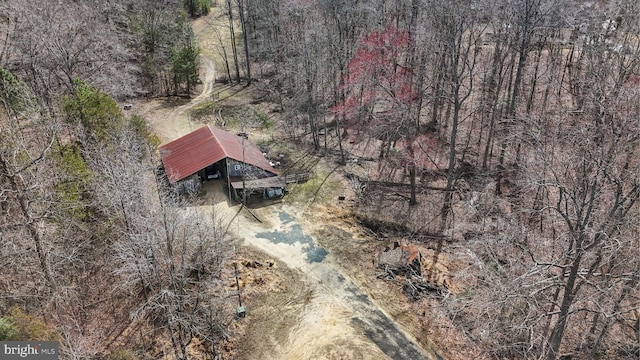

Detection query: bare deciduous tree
(85, 123), (232, 359)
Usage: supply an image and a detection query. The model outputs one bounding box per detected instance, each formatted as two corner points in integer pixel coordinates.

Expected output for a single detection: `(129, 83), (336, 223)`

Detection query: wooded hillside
(233, 0), (640, 358)
(1, 1), (231, 359)
(0, 0), (638, 359)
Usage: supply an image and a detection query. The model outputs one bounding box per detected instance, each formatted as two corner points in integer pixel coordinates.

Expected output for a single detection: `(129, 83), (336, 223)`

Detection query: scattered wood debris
(375, 241), (458, 300)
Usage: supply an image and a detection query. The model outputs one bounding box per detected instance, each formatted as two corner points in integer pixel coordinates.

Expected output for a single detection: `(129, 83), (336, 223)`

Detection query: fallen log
(368, 180), (448, 192)
(345, 172), (448, 192)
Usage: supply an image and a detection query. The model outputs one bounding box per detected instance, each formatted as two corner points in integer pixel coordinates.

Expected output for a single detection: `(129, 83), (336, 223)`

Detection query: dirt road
(196, 198), (438, 359)
(140, 55), (216, 143)
(226, 205), (437, 360)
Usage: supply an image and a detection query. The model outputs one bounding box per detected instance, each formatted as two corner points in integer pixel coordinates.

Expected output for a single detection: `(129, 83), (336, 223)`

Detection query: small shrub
(184, 0), (212, 17)
(456, 287), (475, 299)
(0, 67), (33, 113)
(0, 317), (17, 340)
(108, 349), (136, 360)
(54, 144), (91, 220)
(5, 307), (58, 341)
(486, 259), (502, 274)
(130, 115), (160, 147)
(62, 79), (123, 140)
(254, 110), (273, 129)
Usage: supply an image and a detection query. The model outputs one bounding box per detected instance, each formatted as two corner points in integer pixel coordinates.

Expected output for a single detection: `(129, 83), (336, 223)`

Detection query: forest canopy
(0, 0), (638, 359)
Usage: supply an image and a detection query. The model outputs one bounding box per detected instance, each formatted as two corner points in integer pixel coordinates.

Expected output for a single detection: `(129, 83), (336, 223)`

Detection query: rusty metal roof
(159, 125), (276, 183)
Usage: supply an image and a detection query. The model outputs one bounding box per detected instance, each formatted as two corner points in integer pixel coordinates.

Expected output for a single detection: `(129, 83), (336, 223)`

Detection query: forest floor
(131, 9), (452, 360)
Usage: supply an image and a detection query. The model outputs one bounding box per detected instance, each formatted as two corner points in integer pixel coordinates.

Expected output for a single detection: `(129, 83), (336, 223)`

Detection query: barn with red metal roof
(159, 125), (282, 197)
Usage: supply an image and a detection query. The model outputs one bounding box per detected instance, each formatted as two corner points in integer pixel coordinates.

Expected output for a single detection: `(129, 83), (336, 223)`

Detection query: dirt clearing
(215, 199), (436, 360)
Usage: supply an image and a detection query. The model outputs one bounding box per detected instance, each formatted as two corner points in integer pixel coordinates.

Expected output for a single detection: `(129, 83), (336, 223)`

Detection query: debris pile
(376, 241), (456, 300)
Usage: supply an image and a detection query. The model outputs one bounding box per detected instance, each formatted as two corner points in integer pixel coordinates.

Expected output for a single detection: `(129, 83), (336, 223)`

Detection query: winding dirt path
(141, 55), (216, 143)
(168, 56), (216, 121)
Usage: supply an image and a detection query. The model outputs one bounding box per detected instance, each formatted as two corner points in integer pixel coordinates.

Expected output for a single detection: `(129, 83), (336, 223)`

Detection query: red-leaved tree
(331, 25), (432, 204)
(332, 25), (416, 145)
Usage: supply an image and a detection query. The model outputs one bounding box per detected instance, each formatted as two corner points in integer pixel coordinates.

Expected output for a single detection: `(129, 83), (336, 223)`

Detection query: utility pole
(226, 157), (231, 201)
(241, 123), (247, 205)
(233, 262), (245, 317)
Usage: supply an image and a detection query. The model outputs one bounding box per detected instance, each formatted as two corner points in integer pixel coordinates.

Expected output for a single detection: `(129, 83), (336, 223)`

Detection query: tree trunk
(0, 155), (56, 290)
(589, 274), (639, 358)
(226, 0), (241, 83)
(409, 160), (417, 206)
(546, 250), (583, 359)
(216, 31), (232, 82)
(237, 0), (251, 84)
(440, 95), (460, 230)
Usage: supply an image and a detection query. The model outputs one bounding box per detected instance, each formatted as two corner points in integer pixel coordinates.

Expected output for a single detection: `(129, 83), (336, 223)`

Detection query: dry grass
(219, 246), (308, 359)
